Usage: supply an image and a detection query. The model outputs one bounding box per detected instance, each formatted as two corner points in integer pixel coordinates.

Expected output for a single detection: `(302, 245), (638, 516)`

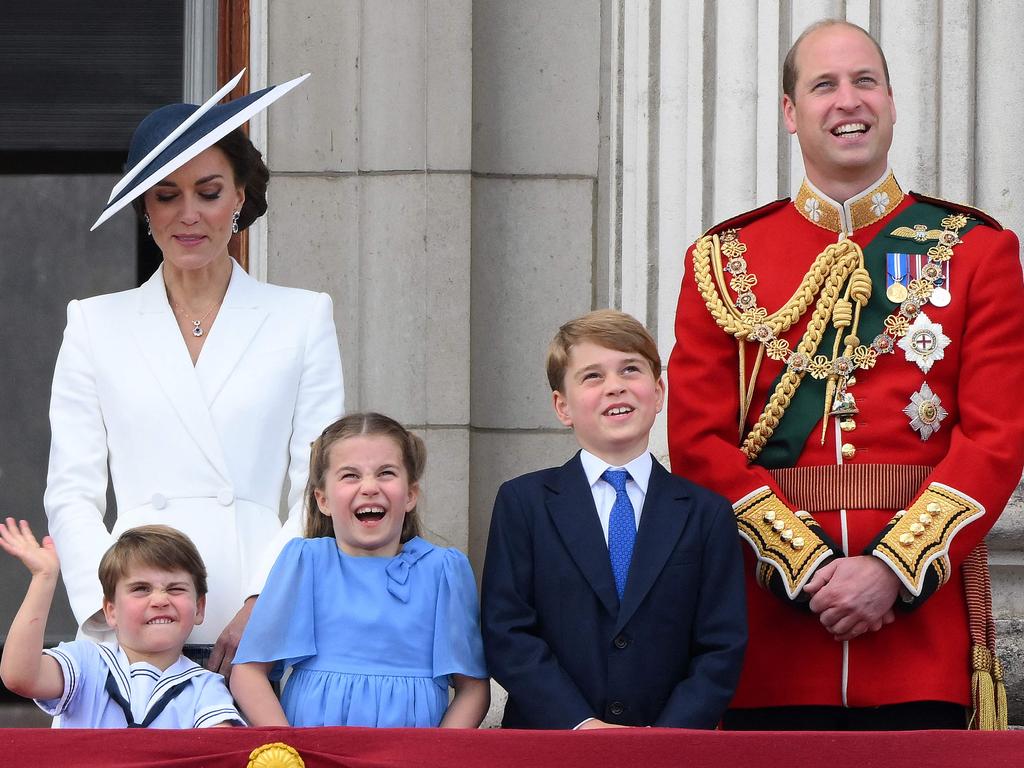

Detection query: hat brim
(90, 72), (309, 231)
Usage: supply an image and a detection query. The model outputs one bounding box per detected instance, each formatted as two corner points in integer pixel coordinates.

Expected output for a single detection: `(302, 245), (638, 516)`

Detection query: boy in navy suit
(481, 309), (746, 729)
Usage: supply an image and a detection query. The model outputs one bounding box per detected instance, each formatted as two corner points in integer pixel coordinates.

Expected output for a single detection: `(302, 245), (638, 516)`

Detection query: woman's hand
(0, 518), (60, 579)
(208, 595), (257, 679)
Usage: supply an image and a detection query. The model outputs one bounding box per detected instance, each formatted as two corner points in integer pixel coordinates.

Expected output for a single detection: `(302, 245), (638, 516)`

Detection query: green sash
(753, 201), (978, 469)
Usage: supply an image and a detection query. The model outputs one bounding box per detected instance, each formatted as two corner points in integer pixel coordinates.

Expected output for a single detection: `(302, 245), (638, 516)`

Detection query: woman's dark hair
(131, 127), (269, 231)
(215, 128), (270, 230)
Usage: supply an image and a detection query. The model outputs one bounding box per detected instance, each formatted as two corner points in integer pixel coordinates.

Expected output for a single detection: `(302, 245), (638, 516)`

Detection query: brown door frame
(218, 0), (251, 270)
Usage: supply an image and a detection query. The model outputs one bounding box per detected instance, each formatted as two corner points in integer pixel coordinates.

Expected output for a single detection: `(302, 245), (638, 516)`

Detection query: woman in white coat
(44, 72), (344, 676)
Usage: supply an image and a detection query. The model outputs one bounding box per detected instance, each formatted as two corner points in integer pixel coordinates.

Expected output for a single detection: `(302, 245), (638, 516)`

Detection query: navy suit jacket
(481, 453), (746, 729)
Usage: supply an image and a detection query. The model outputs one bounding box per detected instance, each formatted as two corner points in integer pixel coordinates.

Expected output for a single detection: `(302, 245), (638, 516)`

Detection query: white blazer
(44, 260), (344, 644)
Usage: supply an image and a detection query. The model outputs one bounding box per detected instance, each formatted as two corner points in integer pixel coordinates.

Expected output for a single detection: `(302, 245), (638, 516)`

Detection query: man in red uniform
(668, 19), (1024, 730)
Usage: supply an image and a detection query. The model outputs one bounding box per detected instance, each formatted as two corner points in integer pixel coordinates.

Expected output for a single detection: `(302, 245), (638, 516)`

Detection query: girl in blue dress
(230, 413), (489, 727)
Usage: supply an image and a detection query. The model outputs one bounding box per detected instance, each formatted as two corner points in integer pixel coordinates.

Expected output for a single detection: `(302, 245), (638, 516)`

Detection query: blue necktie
(602, 468), (636, 599)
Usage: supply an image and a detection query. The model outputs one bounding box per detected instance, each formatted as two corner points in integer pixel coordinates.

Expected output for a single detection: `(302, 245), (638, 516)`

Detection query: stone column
(467, 0), (605, 566)
(263, 0), (474, 551)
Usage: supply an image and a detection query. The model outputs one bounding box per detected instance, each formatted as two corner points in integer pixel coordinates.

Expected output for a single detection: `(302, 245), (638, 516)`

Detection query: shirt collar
(793, 167), (904, 234)
(579, 449), (652, 495)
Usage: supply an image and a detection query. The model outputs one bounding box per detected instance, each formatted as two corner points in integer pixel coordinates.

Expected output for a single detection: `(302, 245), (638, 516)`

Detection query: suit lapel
(614, 460), (690, 634)
(194, 261), (269, 406)
(546, 454), (619, 617)
(128, 267), (231, 482)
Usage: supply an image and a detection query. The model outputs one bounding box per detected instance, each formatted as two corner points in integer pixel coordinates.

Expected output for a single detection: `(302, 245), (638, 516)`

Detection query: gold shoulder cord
(693, 213), (967, 462)
(692, 232), (868, 460)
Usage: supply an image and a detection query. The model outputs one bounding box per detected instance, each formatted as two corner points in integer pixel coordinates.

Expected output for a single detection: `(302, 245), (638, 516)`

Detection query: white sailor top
(36, 640), (244, 728)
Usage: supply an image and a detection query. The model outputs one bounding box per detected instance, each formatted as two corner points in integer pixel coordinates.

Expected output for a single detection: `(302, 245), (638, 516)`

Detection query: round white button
(217, 489), (234, 506)
(151, 493), (167, 510)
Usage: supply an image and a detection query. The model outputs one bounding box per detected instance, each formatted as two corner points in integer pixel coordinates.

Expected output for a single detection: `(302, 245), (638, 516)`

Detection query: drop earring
(231, 210), (240, 234)
(144, 213), (152, 237)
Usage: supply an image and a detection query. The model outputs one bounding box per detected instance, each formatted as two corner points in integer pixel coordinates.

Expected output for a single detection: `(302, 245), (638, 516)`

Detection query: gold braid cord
(733, 487), (835, 599)
(692, 233), (865, 460)
(872, 483), (984, 597)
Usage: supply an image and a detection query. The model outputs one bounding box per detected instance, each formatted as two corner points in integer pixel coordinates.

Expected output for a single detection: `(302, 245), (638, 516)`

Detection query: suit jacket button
(613, 635), (628, 649)
(609, 701), (625, 716)
(217, 489), (235, 506)
(150, 493), (167, 510)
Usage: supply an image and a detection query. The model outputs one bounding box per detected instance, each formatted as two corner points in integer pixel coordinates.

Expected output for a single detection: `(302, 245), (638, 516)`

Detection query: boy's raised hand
(0, 518), (60, 578)
(0, 517), (65, 702)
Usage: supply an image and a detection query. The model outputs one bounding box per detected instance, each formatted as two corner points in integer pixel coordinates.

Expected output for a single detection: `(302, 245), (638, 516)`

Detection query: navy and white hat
(91, 69), (309, 231)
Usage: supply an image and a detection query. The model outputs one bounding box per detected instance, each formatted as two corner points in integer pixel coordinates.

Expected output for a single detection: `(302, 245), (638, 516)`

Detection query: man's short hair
(98, 525), (208, 602)
(782, 19), (891, 100)
(546, 309), (662, 392)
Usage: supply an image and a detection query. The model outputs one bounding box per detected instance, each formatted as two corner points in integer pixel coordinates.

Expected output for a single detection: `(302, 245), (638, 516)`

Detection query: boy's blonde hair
(98, 525), (207, 601)
(304, 412), (426, 542)
(546, 309), (662, 392)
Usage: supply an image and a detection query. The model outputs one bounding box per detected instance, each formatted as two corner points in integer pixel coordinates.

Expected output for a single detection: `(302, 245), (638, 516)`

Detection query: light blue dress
(233, 536), (487, 727)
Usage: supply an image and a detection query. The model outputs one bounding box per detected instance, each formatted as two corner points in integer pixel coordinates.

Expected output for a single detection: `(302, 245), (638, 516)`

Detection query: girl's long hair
(304, 412), (425, 543)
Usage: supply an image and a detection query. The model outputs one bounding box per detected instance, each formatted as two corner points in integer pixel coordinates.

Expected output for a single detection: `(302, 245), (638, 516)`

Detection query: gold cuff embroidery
(734, 487), (835, 599)
(873, 482), (984, 596)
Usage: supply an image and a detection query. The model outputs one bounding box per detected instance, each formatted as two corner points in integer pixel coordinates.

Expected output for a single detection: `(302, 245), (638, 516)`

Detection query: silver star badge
(897, 312), (950, 373)
(903, 382), (948, 441)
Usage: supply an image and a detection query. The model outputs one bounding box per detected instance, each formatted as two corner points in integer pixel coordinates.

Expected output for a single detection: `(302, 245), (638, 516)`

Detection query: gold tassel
(970, 645), (996, 730)
(994, 656), (1009, 730)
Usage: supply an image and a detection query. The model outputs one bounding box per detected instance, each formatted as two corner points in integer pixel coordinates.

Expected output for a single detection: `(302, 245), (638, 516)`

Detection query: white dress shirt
(579, 449), (652, 544)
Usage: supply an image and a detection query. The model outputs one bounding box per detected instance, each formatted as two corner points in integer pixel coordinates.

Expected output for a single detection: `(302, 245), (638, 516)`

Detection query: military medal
(897, 312), (950, 373)
(886, 253), (910, 303)
(903, 382), (948, 441)
(930, 286), (951, 307)
(931, 260), (952, 307)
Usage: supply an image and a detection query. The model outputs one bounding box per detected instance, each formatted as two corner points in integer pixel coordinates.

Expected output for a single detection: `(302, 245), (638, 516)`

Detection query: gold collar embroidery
(794, 170), (904, 234)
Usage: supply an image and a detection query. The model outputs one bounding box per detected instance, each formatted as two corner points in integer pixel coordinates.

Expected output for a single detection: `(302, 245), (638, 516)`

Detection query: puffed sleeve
(432, 548), (487, 687)
(245, 291), (344, 599)
(234, 538), (318, 680)
(43, 300), (116, 634)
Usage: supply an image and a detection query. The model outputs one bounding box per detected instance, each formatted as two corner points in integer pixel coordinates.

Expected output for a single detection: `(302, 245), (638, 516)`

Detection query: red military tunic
(668, 170), (1024, 709)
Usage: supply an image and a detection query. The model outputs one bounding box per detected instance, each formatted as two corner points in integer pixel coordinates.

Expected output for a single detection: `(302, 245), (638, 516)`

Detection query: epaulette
(702, 198), (790, 237)
(909, 191), (1003, 230)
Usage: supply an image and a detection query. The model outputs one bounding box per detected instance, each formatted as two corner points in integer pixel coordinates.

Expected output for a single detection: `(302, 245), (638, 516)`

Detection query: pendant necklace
(174, 300), (221, 337)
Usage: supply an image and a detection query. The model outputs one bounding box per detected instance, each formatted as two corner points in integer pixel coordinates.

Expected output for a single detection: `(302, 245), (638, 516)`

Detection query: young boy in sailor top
(0, 521), (242, 728)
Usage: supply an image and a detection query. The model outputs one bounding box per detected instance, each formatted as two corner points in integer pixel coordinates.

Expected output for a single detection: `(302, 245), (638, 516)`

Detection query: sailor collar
(98, 642), (205, 723)
(794, 169), (904, 235)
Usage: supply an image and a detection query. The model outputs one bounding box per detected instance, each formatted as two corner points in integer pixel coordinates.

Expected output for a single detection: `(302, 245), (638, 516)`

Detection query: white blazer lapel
(194, 260), (270, 406)
(128, 267), (232, 482)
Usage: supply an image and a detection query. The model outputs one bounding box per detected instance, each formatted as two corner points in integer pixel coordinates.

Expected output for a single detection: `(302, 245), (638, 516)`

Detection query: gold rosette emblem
(248, 742), (305, 768)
